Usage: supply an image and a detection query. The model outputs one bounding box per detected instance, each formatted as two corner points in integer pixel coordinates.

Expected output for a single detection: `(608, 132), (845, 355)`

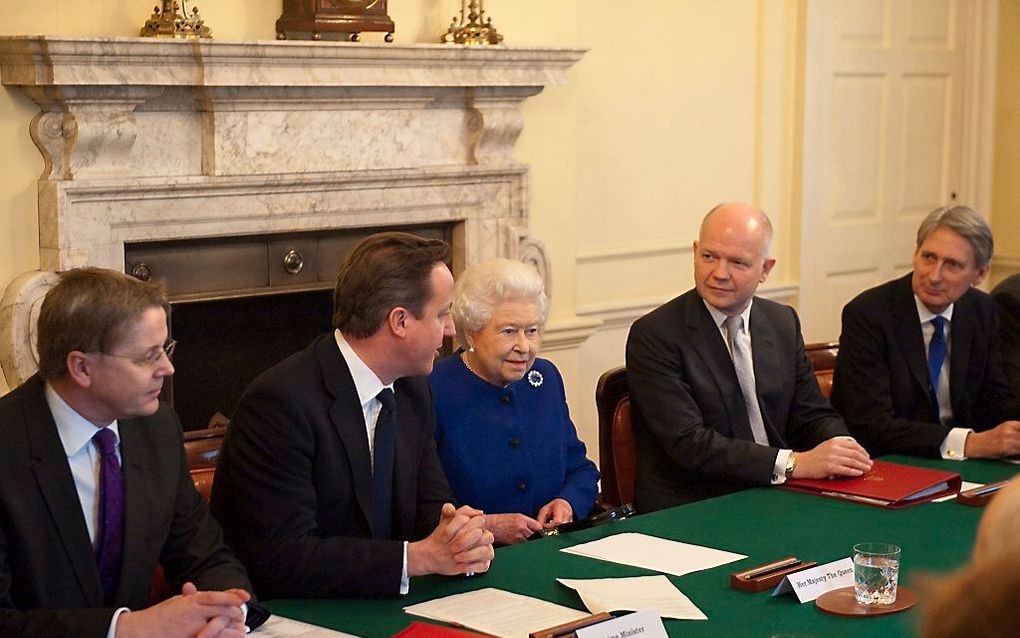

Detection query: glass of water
(853, 542), (901, 605)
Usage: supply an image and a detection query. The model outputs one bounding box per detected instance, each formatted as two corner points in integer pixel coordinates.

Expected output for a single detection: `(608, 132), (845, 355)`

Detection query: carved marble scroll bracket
(0, 270), (58, 388)
(466, 88), (538, 166)
(24, 87), (162, 180)
(501, 222), (553, 301)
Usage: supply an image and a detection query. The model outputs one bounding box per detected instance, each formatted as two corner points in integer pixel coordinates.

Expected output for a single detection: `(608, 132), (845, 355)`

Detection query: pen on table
(820, 491), (891, 507)
(741, 558), (802, 579)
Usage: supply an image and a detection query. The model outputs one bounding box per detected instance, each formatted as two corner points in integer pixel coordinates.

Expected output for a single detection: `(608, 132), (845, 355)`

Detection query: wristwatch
(785, 453), (797, 479)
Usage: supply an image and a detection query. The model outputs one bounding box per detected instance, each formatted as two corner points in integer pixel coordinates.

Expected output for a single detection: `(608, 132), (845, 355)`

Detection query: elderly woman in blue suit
(429, 259), (599, 545)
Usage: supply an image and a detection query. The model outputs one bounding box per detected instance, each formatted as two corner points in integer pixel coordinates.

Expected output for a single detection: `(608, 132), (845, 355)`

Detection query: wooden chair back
(595, 366), (636, 509)
(182, 426), (228, 502)
(805, 341), (839, 399)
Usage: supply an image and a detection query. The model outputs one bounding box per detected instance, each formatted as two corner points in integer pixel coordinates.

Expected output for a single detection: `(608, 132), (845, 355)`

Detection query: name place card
(575, 609), (668, 638)
(772, 557), (854, 603)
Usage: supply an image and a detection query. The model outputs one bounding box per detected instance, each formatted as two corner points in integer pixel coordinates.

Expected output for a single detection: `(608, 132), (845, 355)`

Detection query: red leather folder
(780, 460), (961, 509)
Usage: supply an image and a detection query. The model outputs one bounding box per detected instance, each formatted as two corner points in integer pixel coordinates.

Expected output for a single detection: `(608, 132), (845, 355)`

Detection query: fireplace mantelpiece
(0, 36), (585, 388)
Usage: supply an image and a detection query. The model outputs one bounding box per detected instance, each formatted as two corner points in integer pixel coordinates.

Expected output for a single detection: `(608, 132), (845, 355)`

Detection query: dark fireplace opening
(168, 290), (334, 430)
(126, 224), (454, 431)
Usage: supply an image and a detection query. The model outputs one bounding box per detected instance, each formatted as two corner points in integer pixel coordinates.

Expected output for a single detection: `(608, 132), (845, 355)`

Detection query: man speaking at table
(626, 203), (872, 512)
(211, 232), (494, 599)
(832, 206), (1020, 459)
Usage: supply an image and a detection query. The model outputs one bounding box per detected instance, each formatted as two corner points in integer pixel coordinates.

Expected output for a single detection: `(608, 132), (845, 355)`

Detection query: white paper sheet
(560, 532), (746, 577)
(403, 588), (589, 638)
(932, 481), (982, 502)
(253, 615), (361, 637)
(557, 575), (707, 620)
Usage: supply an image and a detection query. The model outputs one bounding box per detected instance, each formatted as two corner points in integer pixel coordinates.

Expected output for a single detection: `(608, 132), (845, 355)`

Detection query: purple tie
(93, 427), (124, 603)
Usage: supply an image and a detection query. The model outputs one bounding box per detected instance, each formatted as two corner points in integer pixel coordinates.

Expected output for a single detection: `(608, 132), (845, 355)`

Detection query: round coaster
(815, 586), (919, 617)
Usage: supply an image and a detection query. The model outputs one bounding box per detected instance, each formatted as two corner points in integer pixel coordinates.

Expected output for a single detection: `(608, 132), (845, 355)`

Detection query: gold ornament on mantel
(441, 0), (504, 45)
(140, 0), (212, 39)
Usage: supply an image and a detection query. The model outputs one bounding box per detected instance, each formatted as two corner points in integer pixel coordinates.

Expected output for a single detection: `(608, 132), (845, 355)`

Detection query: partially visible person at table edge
(428, 258), (599, 544)
(921, 477), (1020, 638)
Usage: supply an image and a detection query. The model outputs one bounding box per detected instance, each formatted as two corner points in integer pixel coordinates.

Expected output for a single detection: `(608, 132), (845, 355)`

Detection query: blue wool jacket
(428, 354), (599, 519)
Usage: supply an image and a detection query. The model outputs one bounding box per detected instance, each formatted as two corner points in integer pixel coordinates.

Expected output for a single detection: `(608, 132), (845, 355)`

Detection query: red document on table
(781, 460), (961, 509)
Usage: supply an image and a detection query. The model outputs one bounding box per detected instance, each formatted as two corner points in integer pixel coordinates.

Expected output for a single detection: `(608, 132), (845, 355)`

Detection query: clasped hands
(408, 503), (495, 577)
(116, 581), (250, 638)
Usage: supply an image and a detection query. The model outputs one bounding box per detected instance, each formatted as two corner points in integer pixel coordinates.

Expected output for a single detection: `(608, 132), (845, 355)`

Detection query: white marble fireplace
(0, 36), (584, 390)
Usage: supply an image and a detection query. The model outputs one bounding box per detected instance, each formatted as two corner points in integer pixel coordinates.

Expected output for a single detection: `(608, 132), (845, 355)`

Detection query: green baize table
(268, 456), (1018, 638)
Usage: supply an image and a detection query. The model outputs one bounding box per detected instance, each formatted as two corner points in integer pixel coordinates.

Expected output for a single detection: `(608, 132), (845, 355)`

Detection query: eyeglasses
(101, 339), (176, 368)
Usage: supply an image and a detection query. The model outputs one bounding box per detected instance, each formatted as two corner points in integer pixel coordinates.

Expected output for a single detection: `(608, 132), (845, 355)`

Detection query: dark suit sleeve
(0, 525), (113, 638)
(782, 307), (850, 449)
(833, 298), (951, 456)
(970, 308), (1020, 428)
(413, 390), (451, 540)
(216, 384), (405, 599)
(626, 315), (778, 486)
(157, 421), (252, 596)
(994, 286), (1020, 398)
(556, 429), (600, 520)
(548, 365), (599, 518)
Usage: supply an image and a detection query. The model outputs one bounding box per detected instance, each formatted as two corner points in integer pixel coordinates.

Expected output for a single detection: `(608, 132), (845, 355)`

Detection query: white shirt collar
(703, 297), (754, 332)
(334, 329), (392, 407)
(44, 381), (119, 458)
(913, 295), (954, 325)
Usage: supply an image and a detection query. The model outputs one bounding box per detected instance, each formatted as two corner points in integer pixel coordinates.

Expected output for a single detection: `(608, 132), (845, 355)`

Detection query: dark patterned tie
(928, 315), (947, 422)
(371, 389), (396, 540)
(93, 427), (124, 603)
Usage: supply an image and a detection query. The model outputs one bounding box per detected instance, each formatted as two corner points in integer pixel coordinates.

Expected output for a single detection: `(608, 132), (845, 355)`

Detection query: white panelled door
(799, 0), (986, 343)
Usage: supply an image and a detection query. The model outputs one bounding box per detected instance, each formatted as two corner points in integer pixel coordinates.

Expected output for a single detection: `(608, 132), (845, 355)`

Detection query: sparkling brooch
(527, 369), (544, 387)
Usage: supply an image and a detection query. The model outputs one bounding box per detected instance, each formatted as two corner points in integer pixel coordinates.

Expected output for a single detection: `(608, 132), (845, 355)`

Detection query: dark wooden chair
(805, 341), (839, 399)
(182, 426), (228, 502)
(594, 343), (839, 511)
(595, 366), (635, 510)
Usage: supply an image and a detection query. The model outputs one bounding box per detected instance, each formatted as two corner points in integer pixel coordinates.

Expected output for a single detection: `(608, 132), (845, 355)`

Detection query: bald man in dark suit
(627, 204), (871, 512)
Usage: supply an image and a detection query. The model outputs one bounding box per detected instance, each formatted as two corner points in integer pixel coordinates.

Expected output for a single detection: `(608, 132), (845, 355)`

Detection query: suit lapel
(894, 277), (933, 401)
(684, 295), (755, 441)
(948, 293), (975, 417)
(24, 377), (104, 606)
(317, 337), (374, 529)
(391, 383), (416, 535)
(116, 419), (150, 604)
(748, 304), (784, 447)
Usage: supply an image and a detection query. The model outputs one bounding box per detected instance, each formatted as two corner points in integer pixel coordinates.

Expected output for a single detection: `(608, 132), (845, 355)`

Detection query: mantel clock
(277, 0), (394, 41)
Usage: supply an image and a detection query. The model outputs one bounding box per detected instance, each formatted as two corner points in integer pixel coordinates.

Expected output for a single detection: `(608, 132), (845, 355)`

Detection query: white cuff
(940, 427), (972, 460)
(771, 449), (792, 485)
(106, 607), (130, 638)
(399, 541), (410, 595)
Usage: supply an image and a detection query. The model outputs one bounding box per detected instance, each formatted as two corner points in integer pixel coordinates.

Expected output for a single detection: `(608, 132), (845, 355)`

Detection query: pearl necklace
(460, 351), (479, 377)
